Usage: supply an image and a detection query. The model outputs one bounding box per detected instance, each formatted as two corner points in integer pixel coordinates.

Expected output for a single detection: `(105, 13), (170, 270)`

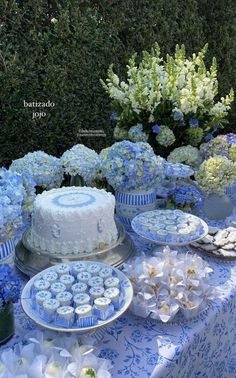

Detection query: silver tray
(15, 224), (135, 277)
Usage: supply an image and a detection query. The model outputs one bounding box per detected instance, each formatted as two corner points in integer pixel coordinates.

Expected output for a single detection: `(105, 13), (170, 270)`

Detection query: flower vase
(0, 302), (14, 345)
(203, 192), (233, 220)
(0, 239), (15, 261)
(115, 188), (157, 230)
(69, 175), (85, 186)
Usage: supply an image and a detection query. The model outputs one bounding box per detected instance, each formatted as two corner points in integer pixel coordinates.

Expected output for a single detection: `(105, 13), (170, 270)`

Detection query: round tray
(131, 211), (208, 246)
(15, 230), (135, 278)
(21, 261), (133, 333)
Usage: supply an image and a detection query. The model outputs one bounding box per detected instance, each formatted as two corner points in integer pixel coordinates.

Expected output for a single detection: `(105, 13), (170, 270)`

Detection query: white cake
(30, 186), (118, 255)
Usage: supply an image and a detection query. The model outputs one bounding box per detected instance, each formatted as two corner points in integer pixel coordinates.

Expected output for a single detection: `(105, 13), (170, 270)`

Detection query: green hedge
(0, 0), (236, 165)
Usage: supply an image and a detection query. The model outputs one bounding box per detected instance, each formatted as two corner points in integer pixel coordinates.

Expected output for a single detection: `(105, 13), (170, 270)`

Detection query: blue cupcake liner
(93, 304), (114, 320)
(76, 315), (96, 327)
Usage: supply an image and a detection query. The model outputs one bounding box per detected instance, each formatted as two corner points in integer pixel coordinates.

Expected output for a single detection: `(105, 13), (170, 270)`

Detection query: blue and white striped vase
(0, 239), (15, 262)
(115, 188), (157, 230)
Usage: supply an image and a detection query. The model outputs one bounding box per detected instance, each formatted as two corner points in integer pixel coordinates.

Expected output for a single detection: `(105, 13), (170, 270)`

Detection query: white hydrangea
(60, 144), (103, 184)
(167, 145), (202, 168)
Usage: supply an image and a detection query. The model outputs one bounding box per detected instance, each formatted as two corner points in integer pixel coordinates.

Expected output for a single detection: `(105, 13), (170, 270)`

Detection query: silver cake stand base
(15, 222), (136, 277)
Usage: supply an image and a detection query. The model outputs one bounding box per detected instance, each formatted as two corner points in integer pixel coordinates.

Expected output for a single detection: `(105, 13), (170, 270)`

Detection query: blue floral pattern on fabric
(3, 229), (236, 378)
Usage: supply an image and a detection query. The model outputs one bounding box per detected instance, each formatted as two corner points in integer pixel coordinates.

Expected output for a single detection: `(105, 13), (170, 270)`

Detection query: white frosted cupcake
(56, 264), (70, 276)
(35, 290), (52, 312)
(43, 298), (60, 322)
(77, 271), (92, 284)
(33, 279), (50, 294)
(71, 282), (88, 295)
(73, 293), (90, 307)
(56, 291), (73, 306)
(51, 282), (67, 296)
(104, 277), (120, 289)
(56, 306), (74, 327)
(88, 276), (104, 288)
(87, 264), (101, 276)
(89, 287), (105, 300)
(75, 304), (93, 317)
(99, 267), (113, 280)
(42, 271), (58, 284)
(104, 287), (120, 303)
(59, 274), (75, 289)
(94, 297), (111, 311)
(75, 304), (94, 327)
(72, 262), (87, 275)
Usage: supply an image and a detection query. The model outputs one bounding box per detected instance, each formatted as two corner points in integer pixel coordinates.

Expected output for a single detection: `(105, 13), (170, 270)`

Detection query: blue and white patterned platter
(21, 261), (133, 333)
(131, 210), (208, 246)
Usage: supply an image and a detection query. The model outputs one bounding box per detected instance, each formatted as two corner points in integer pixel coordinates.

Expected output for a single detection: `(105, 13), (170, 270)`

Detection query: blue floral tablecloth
(2, 233), (236, 378)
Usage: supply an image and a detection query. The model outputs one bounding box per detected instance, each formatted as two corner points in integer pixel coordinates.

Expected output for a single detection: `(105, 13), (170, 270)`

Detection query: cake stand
(15, 221), (135, 277)
(131, 210), (208, 254)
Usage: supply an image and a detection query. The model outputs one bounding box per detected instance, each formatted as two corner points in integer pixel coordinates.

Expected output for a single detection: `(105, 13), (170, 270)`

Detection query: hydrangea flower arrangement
(100, 141), (165, 191)
(0, 169), (36, 237)
(167, 145), (202, 168)
(195, 155), (236, 194)
(101, 43), (234, 149)
(10, 151), (63, 190)
(0, 330), (112, 377)
(200, 133), (236, 161)
(0, 265), (21, 311)
(167, 185), (202, 211)
(60, 144), (103, 184)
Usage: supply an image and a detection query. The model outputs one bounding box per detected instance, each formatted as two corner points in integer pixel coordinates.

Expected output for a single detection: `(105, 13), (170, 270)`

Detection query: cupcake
(94, 297), (111, 311)
(89, 286), (105, 300)
(59, 274), (75, 289)
(42, 298), (60, 322)
(72, 262), (87, 276)
(99, 267), (113, 280)
(33, 279), (50, 295)
(87, 264), (101, 276)
(71, 282), (88, 295)
(75, 304), (94, 327)
(94, 297), (113, 320)
(77, 271), (92, 284)
(50, 282), (67, 296)
(73, 293), (90, 307)
(56, 306), (75, 327)
(88, 276), (103, 288)
(42, 270), (58, 284)
(104, 277), (120, 289)
(104, 287), (121, 309)
(56, 291), (73, 306)
(56, 264), (70, 276)
(35, 290), (52, 312)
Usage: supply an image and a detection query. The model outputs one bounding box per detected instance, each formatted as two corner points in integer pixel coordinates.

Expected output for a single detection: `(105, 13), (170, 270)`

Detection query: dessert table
(2, 233), (236, 378)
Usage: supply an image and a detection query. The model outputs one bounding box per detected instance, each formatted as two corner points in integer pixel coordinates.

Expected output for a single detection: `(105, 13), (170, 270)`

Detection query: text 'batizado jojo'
(23, 100), (55, 120)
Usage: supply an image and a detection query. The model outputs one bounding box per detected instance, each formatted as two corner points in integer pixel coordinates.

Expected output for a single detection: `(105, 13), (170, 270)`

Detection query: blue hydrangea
(10, 151), (63, 190)
(0, 168), (36, 240)
(227, 133), (236, 145)
(204, 133), (214, 142)
(170, 185), (202, 210)
(61, 144), (103, 184)
(100, 141), (165, 191)
(128, 124), (148, 142)
(0, 265), (21, 310)
(189, 118), (199, 128)
(152, 124), (161, 134)
(173, 111), (184, 122)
